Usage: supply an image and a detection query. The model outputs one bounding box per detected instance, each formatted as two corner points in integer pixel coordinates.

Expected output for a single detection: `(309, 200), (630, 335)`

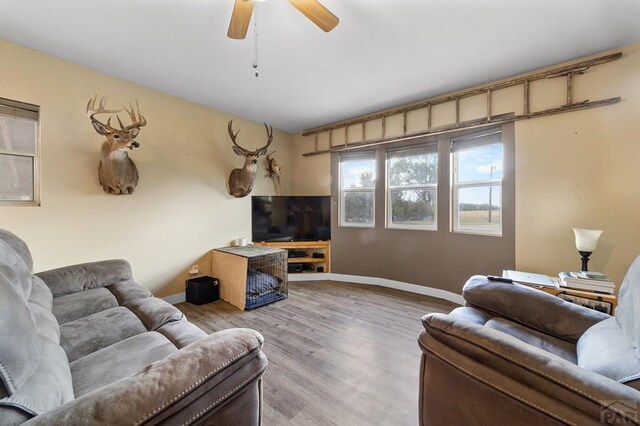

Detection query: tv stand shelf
(254, 241), (331, 274)
(288, 257), (325, 264)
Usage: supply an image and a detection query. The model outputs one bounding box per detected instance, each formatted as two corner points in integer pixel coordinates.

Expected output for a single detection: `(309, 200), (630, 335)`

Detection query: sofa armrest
(420, 313), (640, 425)
(463, 275), (610, 343)
(24, 328), (268, 426)
(36, 259), (133, 298)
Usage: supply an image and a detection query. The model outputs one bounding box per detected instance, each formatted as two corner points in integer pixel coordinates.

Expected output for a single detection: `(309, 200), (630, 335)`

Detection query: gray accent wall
(330, 124), (515, 295)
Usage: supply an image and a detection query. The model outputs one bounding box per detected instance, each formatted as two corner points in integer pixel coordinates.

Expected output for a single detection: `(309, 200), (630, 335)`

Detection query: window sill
(339, 223), (375, 229)
(387, 225), (437, 232)
(451, 228), (502, 237)
(0, 200), (40, 207)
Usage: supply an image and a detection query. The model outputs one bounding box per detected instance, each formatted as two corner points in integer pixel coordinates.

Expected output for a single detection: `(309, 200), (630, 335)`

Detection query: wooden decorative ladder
(302, 52), (622, 156)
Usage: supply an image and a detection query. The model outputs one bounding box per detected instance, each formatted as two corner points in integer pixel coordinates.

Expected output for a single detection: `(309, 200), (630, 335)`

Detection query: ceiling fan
(227, 0), (339, 39)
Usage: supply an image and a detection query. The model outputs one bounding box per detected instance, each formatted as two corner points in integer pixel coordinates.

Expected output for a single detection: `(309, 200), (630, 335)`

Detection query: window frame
(385, 144), (438, 231)
(338, 152), (376, 228)
(0, 97), (41, 207)
(451, 129), (503, 236)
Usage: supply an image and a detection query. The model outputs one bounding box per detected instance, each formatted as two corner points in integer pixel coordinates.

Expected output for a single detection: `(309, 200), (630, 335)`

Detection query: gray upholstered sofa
(419, 258), (640, 425)
(0, 229), (268, 425)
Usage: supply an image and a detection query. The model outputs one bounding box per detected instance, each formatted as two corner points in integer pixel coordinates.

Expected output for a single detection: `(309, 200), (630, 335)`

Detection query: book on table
(558, 272), (615, 294)
(567, 272), (613, 286)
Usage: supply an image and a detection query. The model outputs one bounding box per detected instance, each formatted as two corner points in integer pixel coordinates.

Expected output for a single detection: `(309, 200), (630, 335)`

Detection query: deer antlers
(121, 100), (147, 130)
(87, 96), (121, 133)
(87, 96), (147, 134)
(227, 120), (273, 155)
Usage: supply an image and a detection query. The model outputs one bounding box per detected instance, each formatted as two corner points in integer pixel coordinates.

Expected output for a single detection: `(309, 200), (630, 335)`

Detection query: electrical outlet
(189, 264), (199, 275)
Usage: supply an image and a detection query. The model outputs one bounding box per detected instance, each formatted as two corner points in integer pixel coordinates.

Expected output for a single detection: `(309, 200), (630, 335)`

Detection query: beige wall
(0, 40), (294, 297)
(292, 137), (331, 195)
(292, 43), (640, 290)
(515, 44), (640, 286)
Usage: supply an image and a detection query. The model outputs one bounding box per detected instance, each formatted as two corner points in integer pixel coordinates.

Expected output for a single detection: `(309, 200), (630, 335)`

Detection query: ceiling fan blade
(227, 0), (255, 39)
(288, 0), (339, 32)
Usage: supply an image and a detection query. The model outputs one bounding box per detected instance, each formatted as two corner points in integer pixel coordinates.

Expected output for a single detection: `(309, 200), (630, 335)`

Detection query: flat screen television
(252, 196), (331, 242)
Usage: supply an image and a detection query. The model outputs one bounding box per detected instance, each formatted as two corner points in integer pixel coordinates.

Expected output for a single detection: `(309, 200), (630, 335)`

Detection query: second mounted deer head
(266, 151), (282, 195)
(227, 120), (273, 198)
(87, 96), (147, 194)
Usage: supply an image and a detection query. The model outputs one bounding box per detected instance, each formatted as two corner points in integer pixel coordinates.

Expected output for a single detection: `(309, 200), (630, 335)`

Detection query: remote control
(487, 275), (513, 283)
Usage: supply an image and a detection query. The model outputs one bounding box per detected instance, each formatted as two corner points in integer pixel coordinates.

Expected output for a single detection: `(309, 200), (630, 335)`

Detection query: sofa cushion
(485, 318), (578, 363)
(28, 303), (60, 345)
(70, 332), (178, 398)
(0, 259), (31, 305)
(60, 307), (147, 362)
(0, 405), (31, 426)
(0, 230), (34, 306)
(0, 271), (41, 395)
(157, 319), (208, 349)
(37, 259), (133, 298)
(29, 275), (53, 312)
(463, 275), (609, 343)
(0, 266), (74, 419)
(0, 340), (74, 416)
(615, 255), (640, 356)
(0, 230), (33, 272)
(578, 317), (640, 389)
(449, 306), (493, 325)
(107, 279), (152, 305)
(52, 287), (119, 325)
(126, 297), (184, 331)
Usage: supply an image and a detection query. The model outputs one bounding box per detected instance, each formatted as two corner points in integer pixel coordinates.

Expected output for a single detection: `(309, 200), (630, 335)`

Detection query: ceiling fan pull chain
(253, 0), (259, 77)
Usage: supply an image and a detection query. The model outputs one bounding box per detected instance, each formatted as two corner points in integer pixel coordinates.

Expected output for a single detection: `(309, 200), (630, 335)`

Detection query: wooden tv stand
(253, 241), (331, 274)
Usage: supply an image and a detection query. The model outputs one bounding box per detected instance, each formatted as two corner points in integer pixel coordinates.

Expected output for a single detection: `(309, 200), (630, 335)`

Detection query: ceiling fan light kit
(227, 0), (339, 40)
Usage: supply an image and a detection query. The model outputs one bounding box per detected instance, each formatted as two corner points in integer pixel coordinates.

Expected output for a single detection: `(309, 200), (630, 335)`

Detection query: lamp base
(579, 251), (592, 272)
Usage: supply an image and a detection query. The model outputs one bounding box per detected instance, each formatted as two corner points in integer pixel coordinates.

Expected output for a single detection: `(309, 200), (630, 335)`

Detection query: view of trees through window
(340, 155), (376, 226)
(387, 147), (437, 229)
(338, 129), (503, 236)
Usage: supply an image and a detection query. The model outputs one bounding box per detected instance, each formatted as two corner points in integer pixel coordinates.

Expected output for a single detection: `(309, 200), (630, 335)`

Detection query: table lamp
(572, 228), (603, 272)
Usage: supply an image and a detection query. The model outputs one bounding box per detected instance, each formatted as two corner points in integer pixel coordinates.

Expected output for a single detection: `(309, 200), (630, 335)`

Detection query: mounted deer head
(87, 96), (147, 194)
(266, 151), (282, 195)
(227, 120), (273, 198)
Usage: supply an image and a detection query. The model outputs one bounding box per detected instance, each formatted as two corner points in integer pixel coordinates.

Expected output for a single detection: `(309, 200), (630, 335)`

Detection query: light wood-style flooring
(178, 280), (458, 426)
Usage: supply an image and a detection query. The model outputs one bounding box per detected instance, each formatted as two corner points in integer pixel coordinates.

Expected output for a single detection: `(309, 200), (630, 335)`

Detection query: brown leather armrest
(420, 313), (640, 425)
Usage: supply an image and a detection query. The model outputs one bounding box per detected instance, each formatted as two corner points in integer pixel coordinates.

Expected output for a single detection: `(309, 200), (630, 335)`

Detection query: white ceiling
(1, 0), (639, 133)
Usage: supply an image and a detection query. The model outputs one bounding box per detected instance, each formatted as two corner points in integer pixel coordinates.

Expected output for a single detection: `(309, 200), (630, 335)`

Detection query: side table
(527, 284), (617, 315)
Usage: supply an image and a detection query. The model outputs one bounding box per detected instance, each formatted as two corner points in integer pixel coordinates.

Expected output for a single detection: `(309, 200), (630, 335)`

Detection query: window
(339, 152), (376, 227)
(0, 98), (40, 205)
(451, 128), (503, 235)
(386, 144), (438, 230)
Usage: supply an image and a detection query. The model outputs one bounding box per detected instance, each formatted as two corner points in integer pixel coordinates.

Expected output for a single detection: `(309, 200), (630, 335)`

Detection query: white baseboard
(162, 292), (186, 305)
(289, 272), (464, 305)
(163, 274), (464, 306)
(288, 273), (331, 282)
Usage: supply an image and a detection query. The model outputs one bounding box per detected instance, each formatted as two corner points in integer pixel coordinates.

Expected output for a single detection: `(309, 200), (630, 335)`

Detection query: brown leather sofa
(419, 259), (640, 425)
(0, 229), (267, 425)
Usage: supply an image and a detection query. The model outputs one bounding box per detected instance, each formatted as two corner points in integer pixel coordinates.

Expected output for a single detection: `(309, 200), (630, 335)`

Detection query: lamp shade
(573, 228), (603, 252)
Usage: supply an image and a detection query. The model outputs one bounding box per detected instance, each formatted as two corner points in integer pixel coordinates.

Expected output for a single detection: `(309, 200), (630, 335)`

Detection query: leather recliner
(419, 257), (640, 425)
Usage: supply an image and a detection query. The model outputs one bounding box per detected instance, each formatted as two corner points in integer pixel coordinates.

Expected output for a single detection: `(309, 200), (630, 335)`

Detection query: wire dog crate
(211, 246), (288, 310)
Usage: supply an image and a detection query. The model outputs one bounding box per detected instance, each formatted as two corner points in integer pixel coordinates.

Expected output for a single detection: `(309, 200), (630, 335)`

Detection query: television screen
(252, 196), (331, 242)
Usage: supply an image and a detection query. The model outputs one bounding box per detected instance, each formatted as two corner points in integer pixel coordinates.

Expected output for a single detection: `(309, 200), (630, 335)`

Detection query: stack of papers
(558, 272), (615, 294)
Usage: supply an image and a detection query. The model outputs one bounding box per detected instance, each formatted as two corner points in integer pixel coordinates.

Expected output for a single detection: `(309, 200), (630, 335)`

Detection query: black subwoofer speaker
(186, 276), (219, 305)
(288, 263), (303, 273)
